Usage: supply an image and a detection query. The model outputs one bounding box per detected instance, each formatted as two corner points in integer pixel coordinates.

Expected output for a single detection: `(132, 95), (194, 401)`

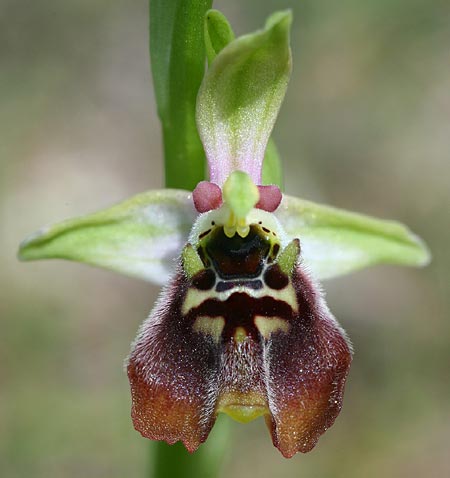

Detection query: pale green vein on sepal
(276, 195), (431, 280)
(18, 189), (196, 285)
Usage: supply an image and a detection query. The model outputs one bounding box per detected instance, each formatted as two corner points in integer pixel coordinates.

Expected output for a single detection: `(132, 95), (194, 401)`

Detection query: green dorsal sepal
(277, 239), (301, 275)
(182, 243), (205, 278)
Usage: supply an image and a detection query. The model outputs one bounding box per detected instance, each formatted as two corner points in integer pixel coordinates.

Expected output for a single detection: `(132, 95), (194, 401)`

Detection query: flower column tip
(222, 171), (259, 238)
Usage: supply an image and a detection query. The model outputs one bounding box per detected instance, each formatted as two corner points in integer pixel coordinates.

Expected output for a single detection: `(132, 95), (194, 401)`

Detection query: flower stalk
(150, 0), (212, 190)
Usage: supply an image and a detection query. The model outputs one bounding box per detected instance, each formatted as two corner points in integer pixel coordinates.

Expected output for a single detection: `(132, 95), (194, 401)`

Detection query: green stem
(150, 0), (212, 190)
(151, 417), (230, 478)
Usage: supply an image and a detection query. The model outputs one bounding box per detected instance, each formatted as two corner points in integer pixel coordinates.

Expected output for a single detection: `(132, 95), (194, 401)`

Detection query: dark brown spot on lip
(192, 269), (216, 290)
(262, 227), (270, 233)
(264, 264), (289, 290)
(216, 280), (263, 292)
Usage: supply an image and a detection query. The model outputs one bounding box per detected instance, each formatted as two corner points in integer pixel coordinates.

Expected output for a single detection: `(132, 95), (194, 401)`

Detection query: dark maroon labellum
(127, 217), (352, 458)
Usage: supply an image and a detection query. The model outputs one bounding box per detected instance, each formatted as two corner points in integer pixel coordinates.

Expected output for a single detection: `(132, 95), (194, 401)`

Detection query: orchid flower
(18, 11), (429, 458)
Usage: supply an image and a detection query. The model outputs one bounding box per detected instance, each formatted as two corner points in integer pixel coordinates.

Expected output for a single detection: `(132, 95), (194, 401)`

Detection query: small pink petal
(256, 185), (282, 212)
(193, 181), (223, 213)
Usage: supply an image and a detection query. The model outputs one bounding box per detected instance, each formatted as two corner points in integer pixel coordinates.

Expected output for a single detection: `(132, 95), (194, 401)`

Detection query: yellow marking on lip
(271, 283), (298, 313)
(218, 391), (268, 423)
(233, 326), (248, 343)
(182, 281), (298, 316)
(192, 316), (225, 343)
(254, 315), (289, 338)
(182, 289), (213, 315)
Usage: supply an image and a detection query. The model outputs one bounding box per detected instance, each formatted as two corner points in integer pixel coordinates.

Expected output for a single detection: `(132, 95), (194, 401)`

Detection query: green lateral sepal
(18, 189), (196, 285)
(275, 195), (431, 280)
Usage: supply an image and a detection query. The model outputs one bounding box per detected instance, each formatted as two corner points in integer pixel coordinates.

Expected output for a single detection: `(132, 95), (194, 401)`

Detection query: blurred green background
(2, 0), (449, 477)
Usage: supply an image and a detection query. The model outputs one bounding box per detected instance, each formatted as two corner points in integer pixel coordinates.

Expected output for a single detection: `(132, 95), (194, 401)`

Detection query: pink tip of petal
(193, 181), (223, 213)
(256, 185), (282, 212)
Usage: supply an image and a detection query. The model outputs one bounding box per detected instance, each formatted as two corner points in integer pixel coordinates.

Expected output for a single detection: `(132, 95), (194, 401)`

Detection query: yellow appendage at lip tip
(218, 390), (269, 423)
(220, 404), (268, 423)
(222, 171), (259, 238)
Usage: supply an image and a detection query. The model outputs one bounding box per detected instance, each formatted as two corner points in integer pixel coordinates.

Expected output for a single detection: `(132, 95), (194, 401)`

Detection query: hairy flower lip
(127, 210), (353, 457)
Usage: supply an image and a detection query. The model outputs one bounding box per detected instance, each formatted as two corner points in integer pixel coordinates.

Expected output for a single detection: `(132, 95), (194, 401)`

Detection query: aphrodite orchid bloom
(18, 11), (429, 458)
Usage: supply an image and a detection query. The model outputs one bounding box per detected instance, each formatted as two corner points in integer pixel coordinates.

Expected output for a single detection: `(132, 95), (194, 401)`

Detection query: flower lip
(127, 244), (353, 457)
